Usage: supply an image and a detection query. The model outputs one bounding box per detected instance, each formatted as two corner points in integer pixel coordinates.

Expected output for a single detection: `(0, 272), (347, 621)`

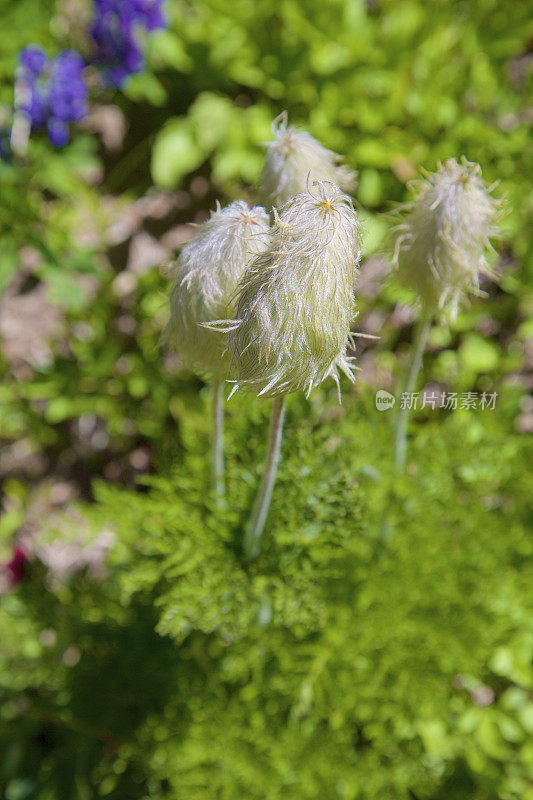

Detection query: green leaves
(151, 94), (272, 189)
(3, 386), (530, 799)
(459, 333), (500, 374)
(151, 117), (205, 188)
(0, 238), (17, 294)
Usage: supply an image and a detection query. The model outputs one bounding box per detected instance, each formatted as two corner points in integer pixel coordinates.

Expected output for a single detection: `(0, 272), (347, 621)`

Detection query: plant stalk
(394, 315), (432, 471)
(243, 396), (286, 559)
(211, 377), (225, 499)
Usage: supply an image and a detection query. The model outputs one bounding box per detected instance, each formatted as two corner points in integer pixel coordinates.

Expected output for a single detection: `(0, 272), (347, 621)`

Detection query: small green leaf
(151, 118), (205, 188)
(459, 333), (500, 373)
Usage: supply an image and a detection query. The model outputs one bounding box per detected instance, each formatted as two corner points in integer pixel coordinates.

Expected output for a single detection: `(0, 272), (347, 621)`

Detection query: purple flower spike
(16, 45), (88, 147)
(47, 118), (70, 147)
(19, 46), (49, 78)
(90, 0), (166, 87)
(49, 51), (88, 123)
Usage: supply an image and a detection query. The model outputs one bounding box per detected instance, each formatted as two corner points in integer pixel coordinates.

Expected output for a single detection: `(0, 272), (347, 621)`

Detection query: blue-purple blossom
(90, 0), (166, 87)
(17, 46), (88, 147)
(19, 46), (49, 78)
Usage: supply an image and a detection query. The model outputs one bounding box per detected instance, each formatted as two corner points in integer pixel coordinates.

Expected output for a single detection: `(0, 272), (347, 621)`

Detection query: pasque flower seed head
(392, 158), (500, 320)
(260, 112), (357, 208)
(216, 181), (362, 398)
(164, 201), (270, 377)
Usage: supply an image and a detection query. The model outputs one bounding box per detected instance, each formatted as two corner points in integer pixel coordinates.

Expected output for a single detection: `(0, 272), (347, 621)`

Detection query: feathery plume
(218, 181), (362, 399)
(392, 158), (501, 472)
(260, 112), (357, 208)
(392, 157), (500, 320)
(164, 201), (270, 377)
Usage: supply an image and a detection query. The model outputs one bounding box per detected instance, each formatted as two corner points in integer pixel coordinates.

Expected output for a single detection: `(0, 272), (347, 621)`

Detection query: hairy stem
(211, 378), (225, 499)
(394, 315), (432, 471)
(243, 396), (286, 559)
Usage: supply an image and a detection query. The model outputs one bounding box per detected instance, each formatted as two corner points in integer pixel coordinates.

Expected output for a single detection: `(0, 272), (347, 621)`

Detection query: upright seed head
(392, 158), (500, 320)
(223, 181), (362, 399)
(164, 201), (270, 377)
(260, 112), (357, 208)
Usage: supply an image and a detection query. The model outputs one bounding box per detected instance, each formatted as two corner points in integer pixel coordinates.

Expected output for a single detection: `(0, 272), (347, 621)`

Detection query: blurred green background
(0, 0), (532, 798)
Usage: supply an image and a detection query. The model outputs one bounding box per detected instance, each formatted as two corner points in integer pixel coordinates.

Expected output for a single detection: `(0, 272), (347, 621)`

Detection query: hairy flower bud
(260, 112), (357, 208)
(164, 201), (270, 377)
(392, 158), (500, 319)
(215, 181), (362, 398)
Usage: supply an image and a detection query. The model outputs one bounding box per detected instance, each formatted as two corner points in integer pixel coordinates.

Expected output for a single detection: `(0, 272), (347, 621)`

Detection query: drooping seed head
(392, 158), (500, 320)
(260, 112), (357, 208)
(164, 201), (271, 377)
(223, 181), (362, 398)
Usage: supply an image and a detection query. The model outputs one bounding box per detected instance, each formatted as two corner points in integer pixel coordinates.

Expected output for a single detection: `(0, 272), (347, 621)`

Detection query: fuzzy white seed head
(392, 158), (500, 320)
(260, 112), (357, 208)
(221, 181), (362, 399)
(163, 201), (271, 377)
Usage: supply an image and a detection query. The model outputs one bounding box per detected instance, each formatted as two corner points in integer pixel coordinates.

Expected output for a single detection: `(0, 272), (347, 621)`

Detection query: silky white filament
(392, 158), (500, 320)
(164, 201), (271, 376)
(260, 112), (357, 208)
(213, 181), (362, 399)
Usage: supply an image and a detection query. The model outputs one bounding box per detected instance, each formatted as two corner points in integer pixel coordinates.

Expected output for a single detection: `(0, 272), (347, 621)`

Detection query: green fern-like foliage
(2, 389), (531, 800)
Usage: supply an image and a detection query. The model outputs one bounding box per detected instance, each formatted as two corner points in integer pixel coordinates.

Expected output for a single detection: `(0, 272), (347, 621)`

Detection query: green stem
(394, 315), (432, 471)
(211, 378), (225, 499)
(243, 396), (286, 559)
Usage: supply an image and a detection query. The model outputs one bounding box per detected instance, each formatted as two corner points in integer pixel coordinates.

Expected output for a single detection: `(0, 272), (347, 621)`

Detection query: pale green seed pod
(392, 158), (500, 320)
(163, 201), (270, 377)
(260, 112), (357, 208)
(219, 181), (362, 399)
